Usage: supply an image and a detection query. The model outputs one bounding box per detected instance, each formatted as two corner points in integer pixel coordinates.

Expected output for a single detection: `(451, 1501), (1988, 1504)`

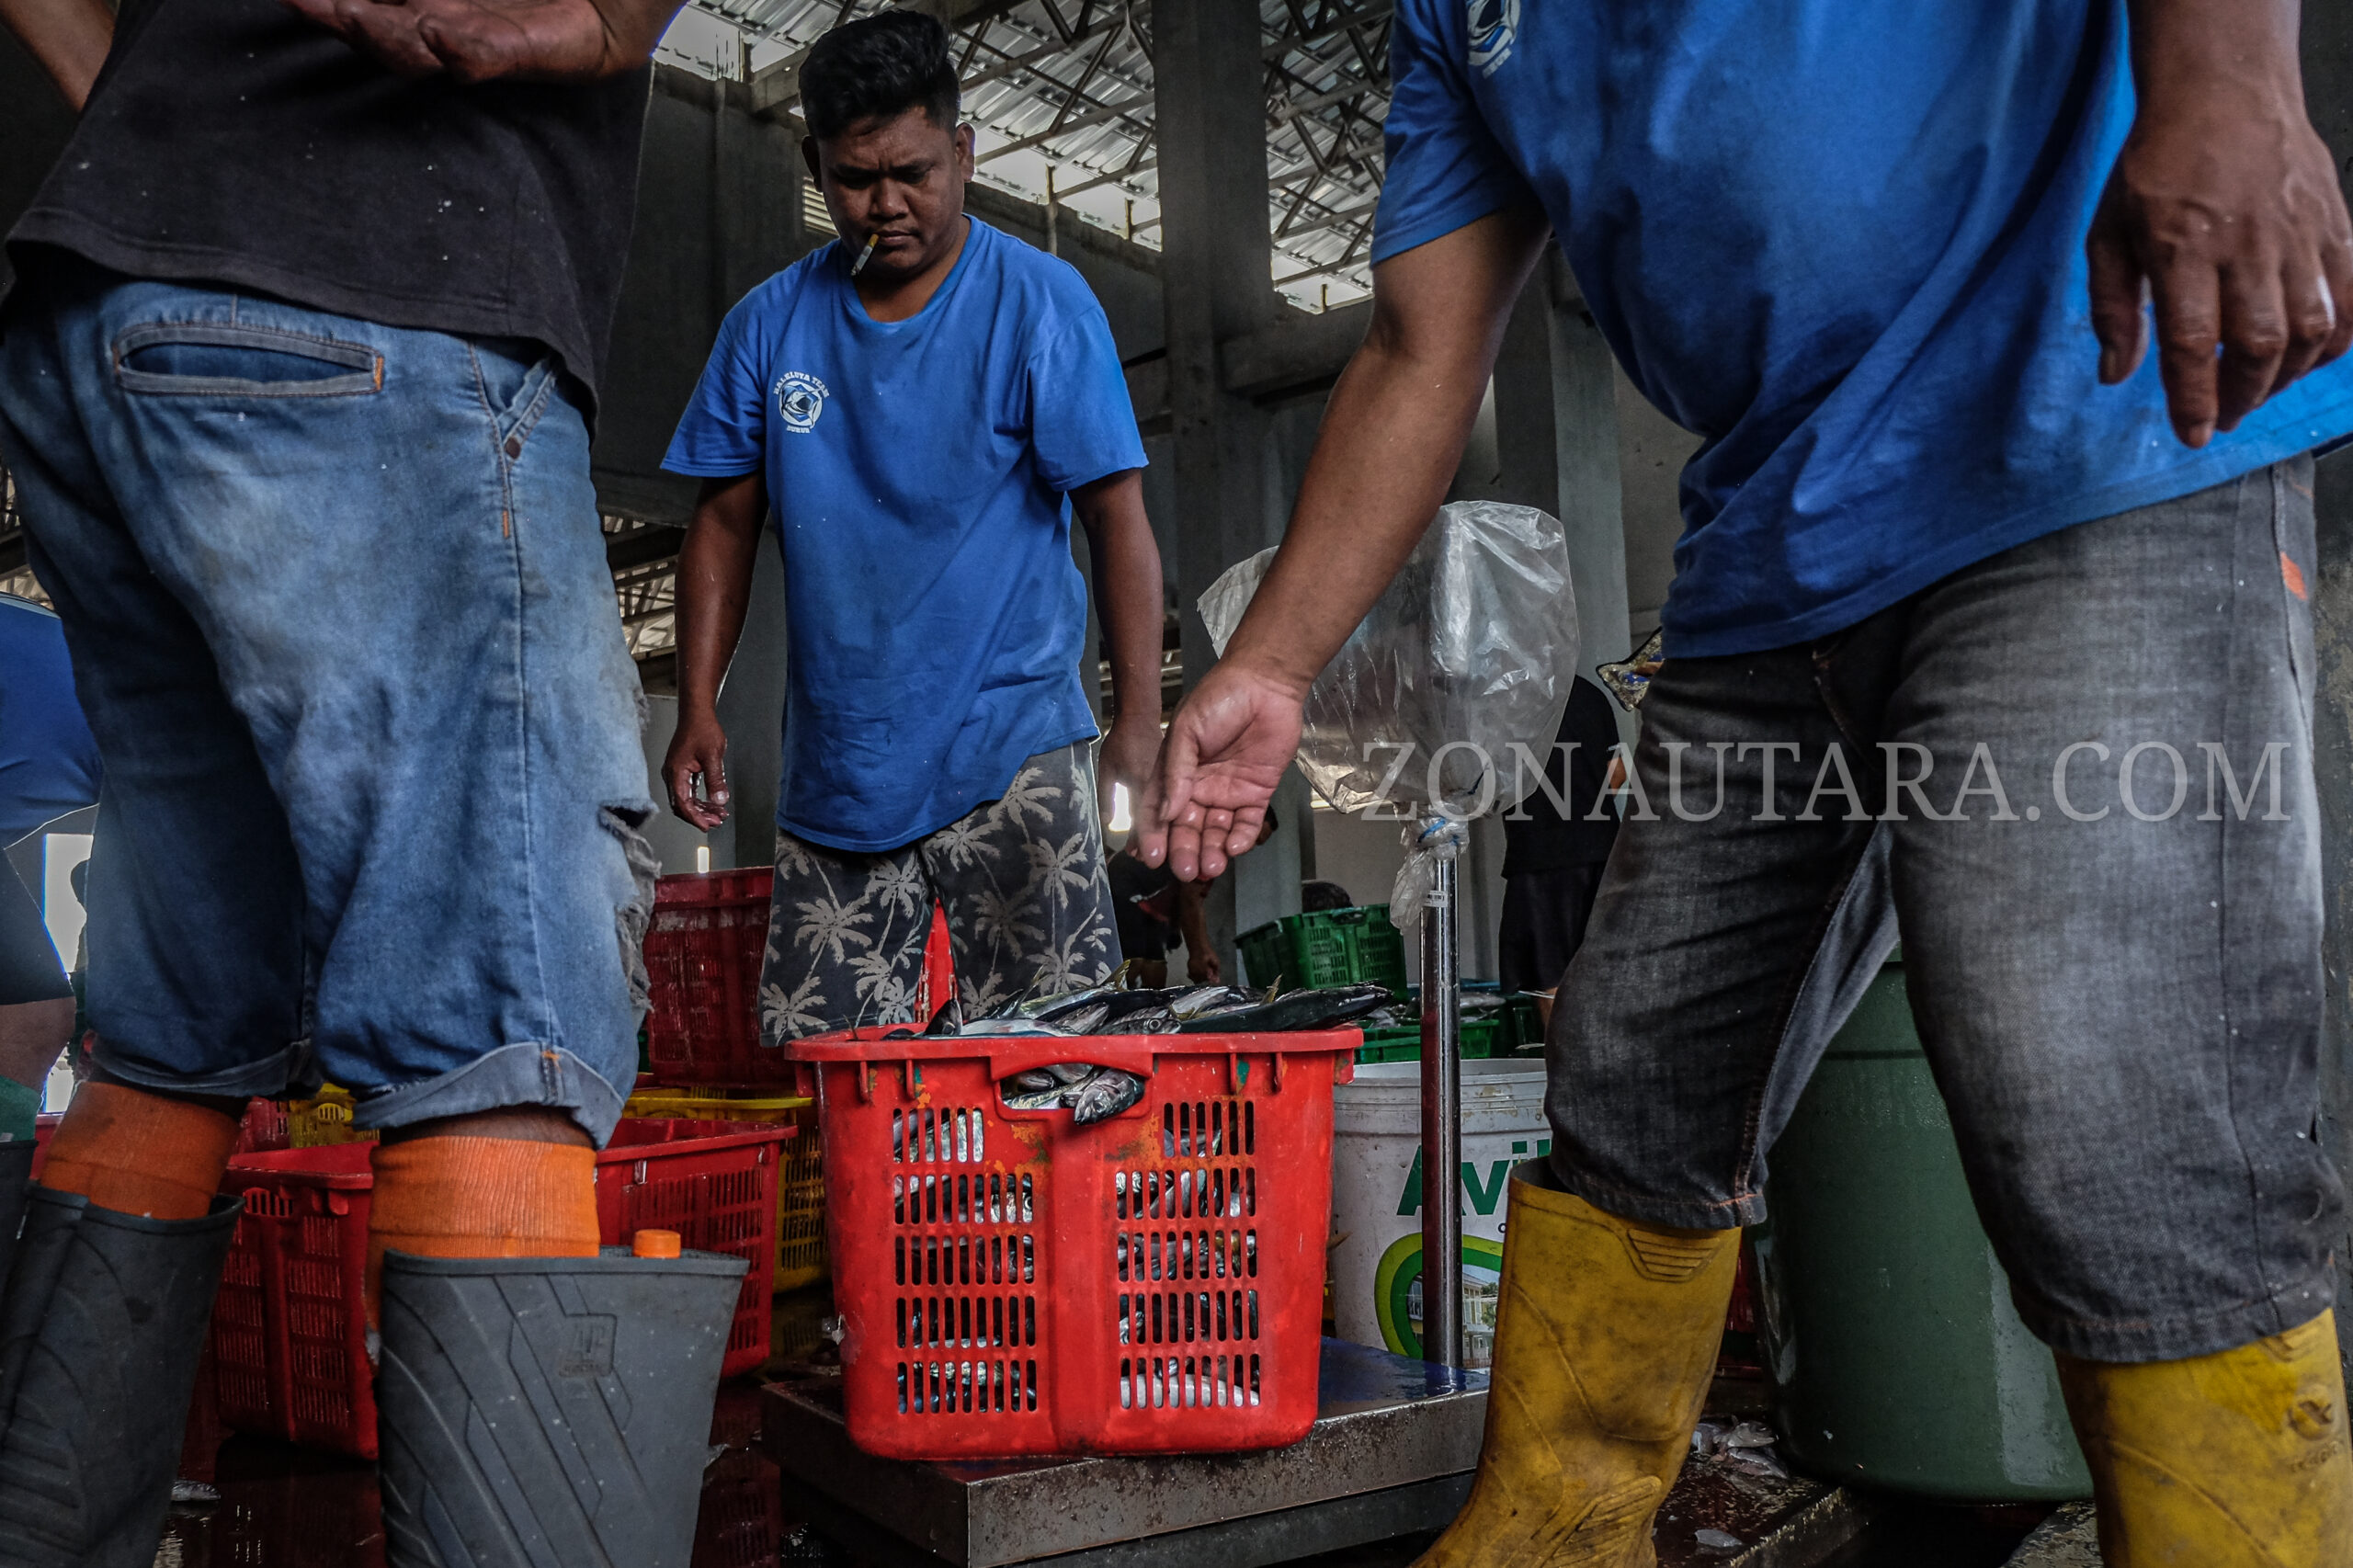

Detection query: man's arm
(2088, 0), (2353, 446)
(278, 0), (684, 82)
(1135, 206), (1550, 881)
(1174, 878), (1219, 985)
(1071, 469), (1167, 809)
(661, 473), (766, 833)
(0, 0), (113, 110)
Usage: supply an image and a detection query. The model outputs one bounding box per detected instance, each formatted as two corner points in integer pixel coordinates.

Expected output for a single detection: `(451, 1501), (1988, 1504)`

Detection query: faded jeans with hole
(1550, 456), (2342, 1363)
(0, 259), (654, 1143)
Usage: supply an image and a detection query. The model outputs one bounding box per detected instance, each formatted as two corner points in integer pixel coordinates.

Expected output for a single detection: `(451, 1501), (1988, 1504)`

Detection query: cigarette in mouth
(850, 233), (880, 277)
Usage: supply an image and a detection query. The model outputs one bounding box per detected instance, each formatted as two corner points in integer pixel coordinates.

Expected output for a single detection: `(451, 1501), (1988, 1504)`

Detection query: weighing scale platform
(760, 1341), (1863, 1568)
(760, 1340), (1486, 1568)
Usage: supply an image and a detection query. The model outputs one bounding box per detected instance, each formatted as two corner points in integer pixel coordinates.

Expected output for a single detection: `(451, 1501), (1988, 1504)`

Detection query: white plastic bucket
(1330, 1058), (1550, 1368)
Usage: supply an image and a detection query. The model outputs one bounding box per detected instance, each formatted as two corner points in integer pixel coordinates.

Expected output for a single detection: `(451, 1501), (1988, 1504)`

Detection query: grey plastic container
(0, 1188), (241, 1567)
(378, 1244), (750, 1568)
(0, 1140), (32, 1290)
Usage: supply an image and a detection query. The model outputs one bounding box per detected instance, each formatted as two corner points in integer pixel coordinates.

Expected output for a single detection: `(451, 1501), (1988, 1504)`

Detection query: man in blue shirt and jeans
(662, 10), (1165, 1031)
(1142, 1), (2353, 1562)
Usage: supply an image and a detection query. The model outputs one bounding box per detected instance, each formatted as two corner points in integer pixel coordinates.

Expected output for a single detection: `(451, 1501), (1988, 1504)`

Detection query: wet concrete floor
(151, 1289), (2042, 1568)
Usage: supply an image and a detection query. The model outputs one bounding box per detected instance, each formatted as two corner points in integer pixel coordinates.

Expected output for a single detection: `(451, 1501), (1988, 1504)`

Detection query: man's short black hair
(801, 9), (961, 142)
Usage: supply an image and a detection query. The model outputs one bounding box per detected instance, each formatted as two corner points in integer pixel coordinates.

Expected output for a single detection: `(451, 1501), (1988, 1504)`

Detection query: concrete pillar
(1492, 250), (1632, 699)
(1472, 249), (1635, 980)
(713, 530), (790, 870)
(597, 68), (809, 522)
(714, 76), (806, 313)
(1154, 0), (1281, 977)
(1614, 372), (1700, 645)
(2303, 0), (2353, 1378)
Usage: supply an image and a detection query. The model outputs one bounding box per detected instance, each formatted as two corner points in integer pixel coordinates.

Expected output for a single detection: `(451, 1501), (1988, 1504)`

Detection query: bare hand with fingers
(1135, 662), (1303, 883)
(2087, 55), (2353, 448)
(663, 706), (731, 833)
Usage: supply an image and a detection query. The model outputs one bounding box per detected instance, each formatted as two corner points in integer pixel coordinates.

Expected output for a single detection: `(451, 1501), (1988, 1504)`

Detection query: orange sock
(41, 1081), (242, 1221)
(367, 1136), (599, 1322)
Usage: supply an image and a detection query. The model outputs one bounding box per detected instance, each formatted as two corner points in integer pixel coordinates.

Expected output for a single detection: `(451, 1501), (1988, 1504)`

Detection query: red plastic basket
(210, 1144), (374, 1457)
(209, 1118), (786, 1458)
(790, 1028), (1356, 1460)
(643, 868), (775, 1085)
(594, 1118), (786, 1370)
(645, 870), (954, 1085)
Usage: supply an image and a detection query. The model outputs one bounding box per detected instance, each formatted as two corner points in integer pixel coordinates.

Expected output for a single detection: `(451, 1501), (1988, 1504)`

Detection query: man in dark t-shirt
(1496, 676), (1620, 1017)
(0, 6), (720, 1559)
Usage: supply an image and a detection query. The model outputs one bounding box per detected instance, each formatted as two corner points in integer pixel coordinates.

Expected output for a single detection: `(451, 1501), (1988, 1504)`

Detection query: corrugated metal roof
(659, 0), (1391, 312)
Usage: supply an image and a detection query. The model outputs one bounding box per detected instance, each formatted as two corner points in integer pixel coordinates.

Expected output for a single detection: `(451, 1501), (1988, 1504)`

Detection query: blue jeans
(0, 261), (654, 1142)
(1551, 458), (2337, 1362)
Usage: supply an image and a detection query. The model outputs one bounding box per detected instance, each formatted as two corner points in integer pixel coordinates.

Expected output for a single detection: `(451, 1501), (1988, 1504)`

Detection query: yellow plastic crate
(289, 1085), (375, 1147)
(624, 1090), (826, 1292)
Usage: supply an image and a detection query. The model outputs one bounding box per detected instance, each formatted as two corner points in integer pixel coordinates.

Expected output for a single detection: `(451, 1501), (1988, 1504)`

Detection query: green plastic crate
(1503, 994), (1545, 1052)
(1352, 1017), (1504, 1064)
(1239, 905), (1410, 993)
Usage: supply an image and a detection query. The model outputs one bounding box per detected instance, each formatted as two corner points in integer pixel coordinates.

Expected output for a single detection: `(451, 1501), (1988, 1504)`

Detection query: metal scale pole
(1418, 846), (1462, 1369)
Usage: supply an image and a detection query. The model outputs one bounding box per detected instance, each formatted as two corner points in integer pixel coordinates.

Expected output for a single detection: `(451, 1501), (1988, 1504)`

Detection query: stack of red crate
(642, 868), (953, 1085)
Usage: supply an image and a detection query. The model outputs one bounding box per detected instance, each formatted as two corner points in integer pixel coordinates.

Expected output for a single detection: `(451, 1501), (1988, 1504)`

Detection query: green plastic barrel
(1751, 954), (2092, 1502)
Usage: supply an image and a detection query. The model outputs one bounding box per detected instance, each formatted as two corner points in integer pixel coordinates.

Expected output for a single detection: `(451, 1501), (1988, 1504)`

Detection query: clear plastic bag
(1199, 500), (1580, 821)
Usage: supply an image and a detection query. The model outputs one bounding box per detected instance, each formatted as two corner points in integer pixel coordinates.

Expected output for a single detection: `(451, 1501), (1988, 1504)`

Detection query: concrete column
(713, 529), (790, 870)
(1473, 249), (1634, 979)
(713, 76), (805, 311)
(1492, 250), (1632, 698)
(1154, 0), (1281, 976)
(2303, 0), (2353, 1377)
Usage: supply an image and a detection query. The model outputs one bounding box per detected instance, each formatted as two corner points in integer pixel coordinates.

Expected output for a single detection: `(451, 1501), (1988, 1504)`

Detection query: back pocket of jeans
(114, 322), (381, 398)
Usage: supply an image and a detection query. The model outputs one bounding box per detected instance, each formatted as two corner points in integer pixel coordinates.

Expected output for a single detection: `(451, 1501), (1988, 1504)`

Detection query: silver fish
(1051, 1001), (1113, 1035)
(1102, 1005), (1176, 1034)
(1004, 967), (1131, 1020)
(1010, 1070), (1059, 1092)
(1721, 1447), (1789, 1481)
(1002, 1086), (1068, 1111)
(1069, 1067), (1147, 1125)
(1043, 1062), (1097, 1085)
(960, 1017), (1067, 1038)
(1166, 985), (1256, 1020)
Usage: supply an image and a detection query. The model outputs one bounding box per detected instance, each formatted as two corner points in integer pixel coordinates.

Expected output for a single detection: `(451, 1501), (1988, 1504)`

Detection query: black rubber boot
(0, 1142), (33, 1291)
(0, 1187), (240, 1568)
(378, 1246), (749, 1568)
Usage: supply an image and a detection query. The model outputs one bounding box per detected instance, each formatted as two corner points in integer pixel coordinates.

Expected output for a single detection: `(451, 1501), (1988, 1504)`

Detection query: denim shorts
(0, 261), (655, 1142)
(1550, 457), (2340, 1363)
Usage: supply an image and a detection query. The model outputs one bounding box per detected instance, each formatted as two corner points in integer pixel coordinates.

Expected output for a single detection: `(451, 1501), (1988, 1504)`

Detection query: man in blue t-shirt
(0, 593), (100, 1150)
(662, 10), (1165, 1028)
(1142, 2), (2353, 1560)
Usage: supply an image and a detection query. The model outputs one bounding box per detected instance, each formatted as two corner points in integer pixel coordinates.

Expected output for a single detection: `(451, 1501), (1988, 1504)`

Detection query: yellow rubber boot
(1415, 1165), (1738, 1568)
(2055, 1311), (2353, 1566)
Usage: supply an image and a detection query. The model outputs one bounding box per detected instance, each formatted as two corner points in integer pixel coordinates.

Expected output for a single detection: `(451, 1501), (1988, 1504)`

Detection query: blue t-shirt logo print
(1466, 0), (1516, 76)
(775, 371), (828, 434)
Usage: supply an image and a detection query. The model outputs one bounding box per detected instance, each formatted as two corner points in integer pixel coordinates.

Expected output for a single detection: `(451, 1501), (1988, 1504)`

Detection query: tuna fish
(1068, 1067), (1148, 1125)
